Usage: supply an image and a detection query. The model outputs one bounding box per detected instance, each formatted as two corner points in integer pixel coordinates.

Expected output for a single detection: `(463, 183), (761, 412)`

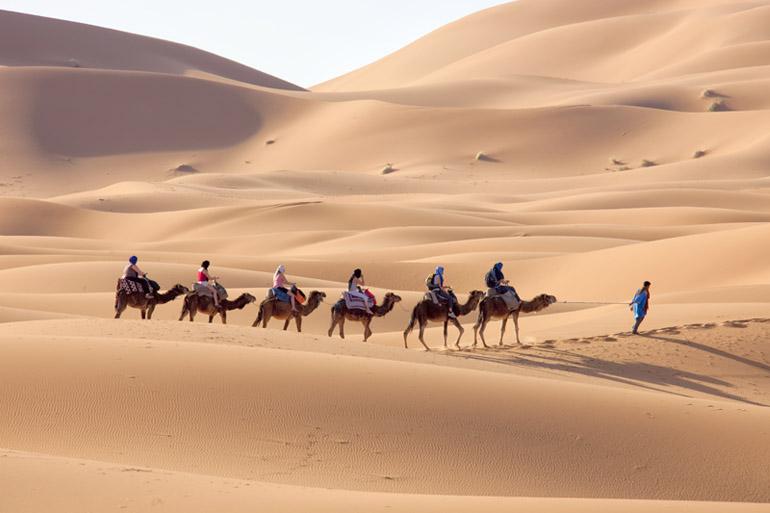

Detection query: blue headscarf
(435, 266), (444, 275)
(129, 256), (138, 264)
(494, 262), (503, 271)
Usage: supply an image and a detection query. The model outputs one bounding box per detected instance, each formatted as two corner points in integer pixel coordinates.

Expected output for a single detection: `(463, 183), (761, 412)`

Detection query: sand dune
(1, 319), (769, 502)
(1, 1), (769, 511)
(0, 9), (302, 90)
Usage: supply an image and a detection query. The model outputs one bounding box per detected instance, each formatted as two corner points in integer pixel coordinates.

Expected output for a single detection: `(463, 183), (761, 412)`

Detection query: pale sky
(0, 1), (508, 87)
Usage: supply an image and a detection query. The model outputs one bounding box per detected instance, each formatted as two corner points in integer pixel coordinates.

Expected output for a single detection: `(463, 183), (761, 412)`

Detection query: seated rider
(273, 264), (298, 312)
(485, 262), (519, 299)
(428, 266), (457, 318)
(122, 255), (153, 299)
(197, 260), (220, 308)
(348, 268), (373, 315)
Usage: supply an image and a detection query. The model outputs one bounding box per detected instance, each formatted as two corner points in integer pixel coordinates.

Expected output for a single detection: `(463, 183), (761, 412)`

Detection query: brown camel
(252, 290), (326, 332)
(114, 283), (189, 320)
(403, 290), (484, 350)
(328, 292), (402, 342)
(473, 293), (557, 348)
(179, 292), (257, 324)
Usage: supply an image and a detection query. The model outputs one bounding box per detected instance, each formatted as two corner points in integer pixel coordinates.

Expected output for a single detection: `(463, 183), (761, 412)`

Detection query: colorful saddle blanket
(343, 291), (374, 311)
(117, 278), (143, 295)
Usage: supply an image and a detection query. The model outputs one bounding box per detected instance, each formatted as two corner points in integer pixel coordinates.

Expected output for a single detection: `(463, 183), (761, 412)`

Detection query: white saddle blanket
(343, 292), (373, 311)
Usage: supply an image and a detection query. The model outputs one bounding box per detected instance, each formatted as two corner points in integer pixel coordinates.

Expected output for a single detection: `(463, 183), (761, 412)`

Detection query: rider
(428, 266), (457, 318)
(197, 260), (220, 308)
(122, 256), (153, 298)
(485, 262), (519, 299)
(348, 268), (374, 315)
(273, 264), (298, 312)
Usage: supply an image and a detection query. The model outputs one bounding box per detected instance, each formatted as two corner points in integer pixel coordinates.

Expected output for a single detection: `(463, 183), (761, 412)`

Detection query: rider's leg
(208, 283), (219, 307)
(144, 277), (154, 298)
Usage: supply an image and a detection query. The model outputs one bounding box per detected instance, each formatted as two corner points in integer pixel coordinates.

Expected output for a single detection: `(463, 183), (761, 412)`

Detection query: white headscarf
(275, 264), (285, 277)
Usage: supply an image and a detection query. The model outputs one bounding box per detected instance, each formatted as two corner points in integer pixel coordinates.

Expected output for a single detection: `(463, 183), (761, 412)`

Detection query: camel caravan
(114, 258), (556, 349)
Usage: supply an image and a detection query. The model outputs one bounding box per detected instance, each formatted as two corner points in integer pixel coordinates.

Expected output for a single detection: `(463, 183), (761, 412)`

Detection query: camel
(328, 292), (402, 342)
(473, 293), (557, 348)
(114, 283), (189, 320)
(252, 290), (326, 332)
(179, 292), (257, 324)
(403, 290), (484, 350)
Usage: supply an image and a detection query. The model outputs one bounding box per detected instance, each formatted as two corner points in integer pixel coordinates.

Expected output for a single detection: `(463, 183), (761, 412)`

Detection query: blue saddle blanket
(271, 287), (291, 303)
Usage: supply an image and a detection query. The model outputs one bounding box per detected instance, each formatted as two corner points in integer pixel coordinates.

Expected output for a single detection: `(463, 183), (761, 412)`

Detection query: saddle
(117, 278), (159, 295)
(266, 286), (305, 304)
(424, 289), (457, 305)
(342, 291), (374, 312)
(192, 282), (228, 301)
(117, 278), (143, 295)
(487, 288), (521, 311)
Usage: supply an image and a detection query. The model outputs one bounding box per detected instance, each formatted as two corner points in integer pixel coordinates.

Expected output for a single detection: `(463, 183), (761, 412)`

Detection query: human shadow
(640, 333), (770, 373)
(447, 342), (767, 407)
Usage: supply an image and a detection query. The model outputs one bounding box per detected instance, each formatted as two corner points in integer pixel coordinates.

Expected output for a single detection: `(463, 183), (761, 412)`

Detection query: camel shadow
(448, 342), (767, 407)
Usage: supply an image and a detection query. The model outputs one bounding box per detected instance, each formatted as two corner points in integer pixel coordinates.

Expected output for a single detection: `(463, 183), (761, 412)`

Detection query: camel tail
(403, 305), (418, 338)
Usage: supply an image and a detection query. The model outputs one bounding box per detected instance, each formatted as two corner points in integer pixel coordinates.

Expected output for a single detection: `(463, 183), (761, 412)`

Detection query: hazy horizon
(0, 0), (508, 87)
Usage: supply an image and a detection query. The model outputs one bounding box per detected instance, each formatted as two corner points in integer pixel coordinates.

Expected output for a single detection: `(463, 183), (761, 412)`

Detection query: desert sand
(0, 1), (769, 511)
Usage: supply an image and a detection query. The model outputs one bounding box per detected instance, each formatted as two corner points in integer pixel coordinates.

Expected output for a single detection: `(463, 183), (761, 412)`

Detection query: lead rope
(559, 301), (629, 305)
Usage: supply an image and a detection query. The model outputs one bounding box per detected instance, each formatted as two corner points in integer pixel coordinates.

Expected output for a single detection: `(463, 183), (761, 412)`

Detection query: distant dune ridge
(0, 1), (769, 512)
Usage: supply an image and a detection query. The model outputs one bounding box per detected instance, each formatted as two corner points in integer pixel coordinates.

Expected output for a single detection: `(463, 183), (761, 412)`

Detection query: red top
(197, 268), (208, 282)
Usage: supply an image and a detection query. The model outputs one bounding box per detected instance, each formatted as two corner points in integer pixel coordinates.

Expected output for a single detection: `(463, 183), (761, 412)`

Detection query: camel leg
(208, 314), (214, 323)
(189, 309), (196, 322)
(328, 313), (338, 337)
(363, 318), (372, 342)
(283, 317), (290, 331)
(417, 320), (430, 351)
(338, 318), (346, 340)
(295, 315), (302, 333)
(141, 309), (146, 320)
(499, 317), (508, 346)
(114, 295), (125, 319)
(443, 320), (448, 349)
(403, 312), (416, 349)
(478, 316), (491, 349)
(450, 316), (464, 349)
(147, 303), (156, 320)
(179, 303), (188, 321)
(513, 311), (522, 345)
(261, 310), (269, 328)
(221, 311), (227, 325)
(472, 312), (482, 347)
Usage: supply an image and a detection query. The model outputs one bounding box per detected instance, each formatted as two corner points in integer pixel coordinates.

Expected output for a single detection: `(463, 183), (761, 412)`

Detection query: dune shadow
(33, 72), (262, 156)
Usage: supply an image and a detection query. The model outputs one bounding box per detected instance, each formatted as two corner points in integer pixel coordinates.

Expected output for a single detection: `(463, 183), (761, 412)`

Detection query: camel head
(237, 293), (257, 307)
(171, 284), (190, 294)
(383, 292), (402, 304)
(309, 291), (327, 302)
(469, 290), (485, 301)
(536, 294), (558, 306)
